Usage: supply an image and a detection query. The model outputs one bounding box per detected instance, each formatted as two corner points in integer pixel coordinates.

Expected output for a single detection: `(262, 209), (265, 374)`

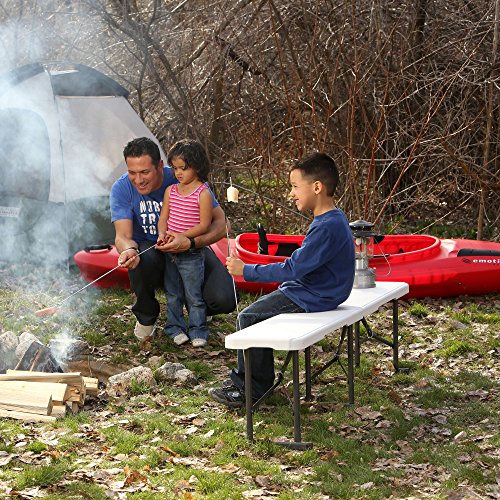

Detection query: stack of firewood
(0, 370), (98, 422)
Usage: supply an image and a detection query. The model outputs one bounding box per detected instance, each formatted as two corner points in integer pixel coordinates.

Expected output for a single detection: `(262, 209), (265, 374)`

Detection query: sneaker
(209, 384), (245, 408)
(173, 332), (189, 346)
(134, 321), (155, 340)
(221, 378), (234, 388)
(192, 338), (207, 348)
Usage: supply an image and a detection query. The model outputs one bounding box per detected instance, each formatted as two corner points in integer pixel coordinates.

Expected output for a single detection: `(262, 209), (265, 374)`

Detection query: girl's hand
(157, 231), (188, 252)
(156, 232), (174, 247)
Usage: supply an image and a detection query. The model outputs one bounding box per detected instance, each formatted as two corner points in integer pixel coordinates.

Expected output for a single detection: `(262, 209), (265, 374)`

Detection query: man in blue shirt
(110, 137), (235, 345)
(210, 152), (355, 407)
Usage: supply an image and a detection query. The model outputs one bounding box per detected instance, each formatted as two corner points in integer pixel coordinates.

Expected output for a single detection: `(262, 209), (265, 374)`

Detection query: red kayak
(73, 234), (500, 298)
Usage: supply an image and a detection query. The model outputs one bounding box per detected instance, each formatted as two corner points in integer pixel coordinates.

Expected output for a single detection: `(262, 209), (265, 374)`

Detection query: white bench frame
(224, 281), (410, 449)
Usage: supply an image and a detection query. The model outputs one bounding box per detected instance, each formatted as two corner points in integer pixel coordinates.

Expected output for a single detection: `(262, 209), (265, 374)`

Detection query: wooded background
(1, 0), (498, 238)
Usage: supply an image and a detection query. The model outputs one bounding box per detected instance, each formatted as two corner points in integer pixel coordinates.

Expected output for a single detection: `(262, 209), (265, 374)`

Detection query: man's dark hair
(167, 139), (210, 182)
(123, 137), (162, 165)
(291, 152), (339, 197)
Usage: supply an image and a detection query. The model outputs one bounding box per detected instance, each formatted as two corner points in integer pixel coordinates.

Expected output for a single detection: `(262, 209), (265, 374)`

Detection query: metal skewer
(35, 244), (157, 316)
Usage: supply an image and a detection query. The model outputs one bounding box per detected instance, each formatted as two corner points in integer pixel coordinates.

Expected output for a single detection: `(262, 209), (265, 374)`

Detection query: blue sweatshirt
(243, 209), (355, 312)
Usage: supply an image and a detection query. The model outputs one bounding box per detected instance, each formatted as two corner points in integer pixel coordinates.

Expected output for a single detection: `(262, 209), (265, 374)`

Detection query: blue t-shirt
(110, 166), (218, 243)
(243, 209), (355, 312)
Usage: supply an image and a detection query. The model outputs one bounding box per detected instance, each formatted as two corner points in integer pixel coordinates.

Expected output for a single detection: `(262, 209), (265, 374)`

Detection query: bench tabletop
(225, 305), (363, 350)
(224, 281), (409, 351)
(341, 281), (409, 314)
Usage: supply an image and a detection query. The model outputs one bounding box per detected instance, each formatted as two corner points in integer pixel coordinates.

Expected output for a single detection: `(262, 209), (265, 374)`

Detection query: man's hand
(156, 231), (190, 253)
(226, 252), (245, 276)
(118, 248), (140, 270)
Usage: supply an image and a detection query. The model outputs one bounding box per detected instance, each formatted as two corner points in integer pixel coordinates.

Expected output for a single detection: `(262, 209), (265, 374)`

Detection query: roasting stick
(226, 179), (240, 328)
(34, 245), (157, 316)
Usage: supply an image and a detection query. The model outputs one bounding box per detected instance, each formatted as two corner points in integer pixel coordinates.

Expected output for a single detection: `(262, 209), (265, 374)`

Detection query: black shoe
(209, 384), (245, 408)
(221, 378), (234, 389)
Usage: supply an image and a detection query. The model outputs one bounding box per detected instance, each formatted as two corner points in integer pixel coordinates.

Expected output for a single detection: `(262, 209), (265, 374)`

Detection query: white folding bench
(224, 281), (409, 449)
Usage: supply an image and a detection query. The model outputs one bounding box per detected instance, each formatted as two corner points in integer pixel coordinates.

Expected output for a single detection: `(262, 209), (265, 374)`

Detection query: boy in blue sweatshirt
(210, 152), (355, 407)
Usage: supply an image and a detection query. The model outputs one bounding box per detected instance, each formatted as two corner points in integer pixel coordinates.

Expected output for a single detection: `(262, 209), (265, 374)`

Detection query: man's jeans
(164, 249), (209, 341)
(128, 241), (236, 326)
(230, 289), (305, 399)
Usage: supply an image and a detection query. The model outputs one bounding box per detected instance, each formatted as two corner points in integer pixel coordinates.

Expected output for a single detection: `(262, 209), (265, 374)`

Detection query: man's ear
(157, 159), (164, 169)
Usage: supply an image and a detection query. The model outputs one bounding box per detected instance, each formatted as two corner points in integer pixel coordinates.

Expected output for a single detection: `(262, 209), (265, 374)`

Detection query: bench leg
(275, 351), (312, 450)
(355, 321), (361, 367)
(305, 347), (312, 401)
(347, 324), (355, 404)
(310, 326), (347, 382)
(358, 299), (405, 375)
(392, 298), (410, 373)
(243, 349), (253, 443)
(392, 299), (399, 372)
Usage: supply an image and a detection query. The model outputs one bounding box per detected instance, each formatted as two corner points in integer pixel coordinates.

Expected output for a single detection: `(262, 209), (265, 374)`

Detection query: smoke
(0, 2), (118, 265)
(0, 4), (138, 348)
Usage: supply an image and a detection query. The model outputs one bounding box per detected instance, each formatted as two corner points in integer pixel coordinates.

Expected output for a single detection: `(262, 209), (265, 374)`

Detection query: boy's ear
(314, 180), (323, 194)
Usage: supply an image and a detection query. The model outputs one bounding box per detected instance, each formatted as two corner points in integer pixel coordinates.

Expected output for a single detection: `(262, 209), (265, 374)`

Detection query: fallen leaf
(124, 467), (148, 486)
(159, 446), (179, 457)
(320, 450), (339, 460)
(255, 475), (272, 487)
(355, 406), (382, 420)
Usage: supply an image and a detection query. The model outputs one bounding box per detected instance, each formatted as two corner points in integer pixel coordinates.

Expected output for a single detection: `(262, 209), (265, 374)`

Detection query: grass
(407, 302), (431, 318)
(0, 264), (499, 498)
(15, 462), (71, 489)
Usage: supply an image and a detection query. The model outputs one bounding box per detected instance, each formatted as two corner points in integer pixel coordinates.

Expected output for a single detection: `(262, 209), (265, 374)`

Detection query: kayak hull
(73, 234), (500, 298)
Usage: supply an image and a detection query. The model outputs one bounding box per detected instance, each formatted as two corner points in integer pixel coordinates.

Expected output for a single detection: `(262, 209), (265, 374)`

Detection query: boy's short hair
(167, 139), (210, 182)
(291, 152), (339, 197)
(123, 137), (162, 165)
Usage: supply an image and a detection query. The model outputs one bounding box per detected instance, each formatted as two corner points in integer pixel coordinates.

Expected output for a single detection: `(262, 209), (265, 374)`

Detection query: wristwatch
(189, 237), (196, 250)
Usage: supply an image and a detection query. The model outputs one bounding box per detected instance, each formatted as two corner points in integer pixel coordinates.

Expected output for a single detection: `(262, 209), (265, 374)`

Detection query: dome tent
(0, 63), (166, 263)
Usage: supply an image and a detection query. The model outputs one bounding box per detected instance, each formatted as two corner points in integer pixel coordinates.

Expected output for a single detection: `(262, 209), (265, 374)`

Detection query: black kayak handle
(457, 248), (500, 257)
(83, 244), (113, 252)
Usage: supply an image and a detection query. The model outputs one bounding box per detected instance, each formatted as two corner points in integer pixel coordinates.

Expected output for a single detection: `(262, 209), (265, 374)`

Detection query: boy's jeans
(164, 248), (209, 341)
(230, 289), (305, 399)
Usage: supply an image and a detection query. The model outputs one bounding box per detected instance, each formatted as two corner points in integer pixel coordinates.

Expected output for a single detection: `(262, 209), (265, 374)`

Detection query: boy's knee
(237, 311), (256, 330)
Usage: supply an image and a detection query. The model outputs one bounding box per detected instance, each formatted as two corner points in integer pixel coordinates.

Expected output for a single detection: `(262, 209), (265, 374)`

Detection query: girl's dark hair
(167, 139), (210, 182)
(123, 137), (161, 165)
(290, 152), (339, 197)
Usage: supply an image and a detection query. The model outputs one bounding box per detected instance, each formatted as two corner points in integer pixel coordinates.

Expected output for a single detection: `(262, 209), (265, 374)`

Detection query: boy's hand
(226, 252), (245, 276)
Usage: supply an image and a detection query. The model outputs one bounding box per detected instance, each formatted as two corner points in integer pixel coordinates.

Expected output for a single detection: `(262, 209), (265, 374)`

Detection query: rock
(0, 331), (19, 372)
(18, 331), (39, 344)
(174, 369), (198, 386)
(450, 319), (467, 330)
(156, 362), (198, 387)
(107, 366), (157, 397)
(147, 356), (163, 368)
(359, 481), (374, 490)
(48, 338), (90, 362)
(156, 362), (185, 379)
(15, 333), (40, 359)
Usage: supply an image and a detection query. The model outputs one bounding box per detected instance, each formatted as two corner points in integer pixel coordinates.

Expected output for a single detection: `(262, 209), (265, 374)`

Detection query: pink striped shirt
(167, 183), (208, 233)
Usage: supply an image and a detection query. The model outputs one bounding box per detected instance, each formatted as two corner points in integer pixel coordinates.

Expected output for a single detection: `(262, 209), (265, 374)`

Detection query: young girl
(157, 139), (212, 347)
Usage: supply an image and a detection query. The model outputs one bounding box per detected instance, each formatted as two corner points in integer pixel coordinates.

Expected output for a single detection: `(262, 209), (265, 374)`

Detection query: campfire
(0, 333), (98, 422)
